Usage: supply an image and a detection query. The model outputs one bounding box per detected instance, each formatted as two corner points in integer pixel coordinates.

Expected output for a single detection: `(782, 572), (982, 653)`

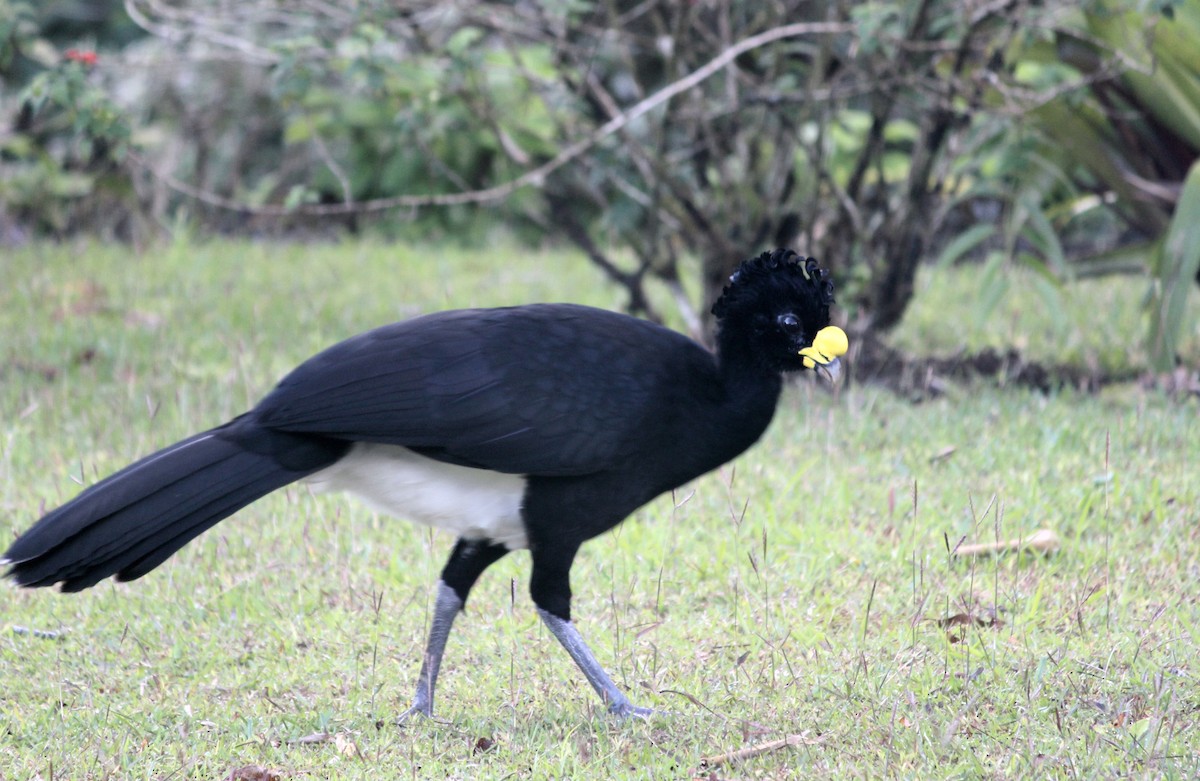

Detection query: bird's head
(711, 249), (847, 382)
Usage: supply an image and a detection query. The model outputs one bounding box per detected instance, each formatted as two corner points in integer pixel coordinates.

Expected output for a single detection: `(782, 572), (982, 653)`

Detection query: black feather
(254, 304), (708, 475)
(5, 424), (346, 590)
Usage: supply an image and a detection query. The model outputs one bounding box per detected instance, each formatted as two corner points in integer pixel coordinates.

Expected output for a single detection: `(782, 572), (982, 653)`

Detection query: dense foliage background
(2, 0), (1197, 369)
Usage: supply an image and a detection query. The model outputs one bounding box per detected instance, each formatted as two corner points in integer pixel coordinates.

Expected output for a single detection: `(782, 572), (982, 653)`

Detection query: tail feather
(111, 481), (270, 585)
(36, 452), (292, 592)
(4, 421), (347, 591)
(14, 439), (265, 587)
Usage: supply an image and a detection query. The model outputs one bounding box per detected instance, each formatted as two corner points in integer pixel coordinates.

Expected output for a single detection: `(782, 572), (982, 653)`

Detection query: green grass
(2, 239), (1197, 779)
(890, 265), (1200, 375)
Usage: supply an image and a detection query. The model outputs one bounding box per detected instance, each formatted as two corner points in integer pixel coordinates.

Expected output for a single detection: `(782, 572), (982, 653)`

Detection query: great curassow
(3, 248), (847, 720)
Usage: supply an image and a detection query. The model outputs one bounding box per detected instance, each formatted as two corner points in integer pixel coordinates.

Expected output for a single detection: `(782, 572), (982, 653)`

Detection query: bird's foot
(609, 701), (656, 721)
(395, 700), (434, 726)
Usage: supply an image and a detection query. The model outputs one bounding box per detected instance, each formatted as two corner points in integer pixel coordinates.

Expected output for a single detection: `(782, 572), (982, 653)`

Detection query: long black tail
(3, 418), (348, 592)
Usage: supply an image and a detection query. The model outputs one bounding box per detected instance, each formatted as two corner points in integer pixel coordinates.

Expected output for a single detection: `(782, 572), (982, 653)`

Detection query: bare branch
(125, 0), (280, 65)
(308, 121), (353, 206)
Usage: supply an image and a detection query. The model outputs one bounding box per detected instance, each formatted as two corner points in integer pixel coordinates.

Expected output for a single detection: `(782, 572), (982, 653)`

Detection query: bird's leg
(398, 580), (462, 722)
(529, 544), (652, 719)
(398, 538), (509, 724)
(537, 609), (653, 719)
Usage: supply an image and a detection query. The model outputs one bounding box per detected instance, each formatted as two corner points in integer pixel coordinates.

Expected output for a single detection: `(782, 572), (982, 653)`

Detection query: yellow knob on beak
(799, 325), (848, 384)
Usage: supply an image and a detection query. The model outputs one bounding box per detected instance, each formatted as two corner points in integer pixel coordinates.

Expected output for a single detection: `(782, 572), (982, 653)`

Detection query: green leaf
(1146, 159), (1200, 370)
(47, 170), (94, 198)
(976, 251), (1010, 326)
(445, 27), (484, 57)
(1030, 100), (1169, 235)
(1121, 55), (1200, 152)
(1069, 240), (1154, 278)
(282, 185), (311, 210)
(1085, 4), (1200, 151)
(1024, 257), (1067, 333)
(934, 224), (995, 270)
(282, 119), (313, 145)
(1019, 192), (1067, 276)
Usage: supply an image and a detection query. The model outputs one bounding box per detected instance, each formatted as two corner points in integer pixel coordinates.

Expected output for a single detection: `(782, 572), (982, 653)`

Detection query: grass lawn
(1, 239), (1197, 779)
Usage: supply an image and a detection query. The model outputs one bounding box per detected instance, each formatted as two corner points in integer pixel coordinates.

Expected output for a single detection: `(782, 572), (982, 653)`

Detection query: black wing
(252, 304), (715, 476)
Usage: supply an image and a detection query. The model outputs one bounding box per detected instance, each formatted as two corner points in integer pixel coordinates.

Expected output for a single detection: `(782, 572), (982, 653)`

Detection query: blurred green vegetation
(892, 265), (1200, 377)
(1, 0), (1196, 369)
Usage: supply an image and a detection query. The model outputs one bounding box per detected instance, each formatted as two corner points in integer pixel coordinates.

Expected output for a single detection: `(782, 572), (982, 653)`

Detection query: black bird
(3, 248), (846, 719)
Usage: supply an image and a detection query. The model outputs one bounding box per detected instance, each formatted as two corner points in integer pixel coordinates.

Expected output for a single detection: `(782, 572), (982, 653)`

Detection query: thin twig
(125, 0), (280, 64)
(699, 733), (824, 768)
(952, 529), (1060, 557)
(308, 121), (353, 205)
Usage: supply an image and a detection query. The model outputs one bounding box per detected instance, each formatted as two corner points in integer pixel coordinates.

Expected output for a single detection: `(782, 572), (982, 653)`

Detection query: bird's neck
(713, 332), (785, 422)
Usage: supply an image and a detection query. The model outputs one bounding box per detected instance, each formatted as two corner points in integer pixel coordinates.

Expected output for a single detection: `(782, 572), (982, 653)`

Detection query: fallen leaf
(124, 310), (164, 329)
(54, 279), (109, 320)
(333, 733), (360, 758)
(224, 765), (280, 781)
(936, 612), (1005, 643)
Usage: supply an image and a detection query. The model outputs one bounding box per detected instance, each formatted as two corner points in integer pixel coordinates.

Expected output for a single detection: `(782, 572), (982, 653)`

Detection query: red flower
(65, 49), (98, 67)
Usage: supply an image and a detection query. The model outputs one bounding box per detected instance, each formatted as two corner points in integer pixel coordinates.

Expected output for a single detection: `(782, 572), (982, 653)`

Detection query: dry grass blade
(699, 733), (824, 769)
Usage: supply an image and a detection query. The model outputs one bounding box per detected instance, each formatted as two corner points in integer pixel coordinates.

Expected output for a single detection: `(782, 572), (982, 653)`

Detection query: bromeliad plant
(985, 2), (1200, 370)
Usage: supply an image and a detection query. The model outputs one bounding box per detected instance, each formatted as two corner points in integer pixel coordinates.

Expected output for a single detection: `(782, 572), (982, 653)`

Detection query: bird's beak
(798, 326), (848, 385)
(814, 357), (842, 385)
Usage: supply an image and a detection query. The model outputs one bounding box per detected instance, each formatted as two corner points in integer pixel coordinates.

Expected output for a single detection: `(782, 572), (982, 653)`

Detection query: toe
(395, 703), (433, 726)
(610, 702), (655, 720)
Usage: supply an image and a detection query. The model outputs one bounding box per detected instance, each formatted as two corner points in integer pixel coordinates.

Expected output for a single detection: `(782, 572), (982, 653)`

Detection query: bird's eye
(778, 314), (801, 334)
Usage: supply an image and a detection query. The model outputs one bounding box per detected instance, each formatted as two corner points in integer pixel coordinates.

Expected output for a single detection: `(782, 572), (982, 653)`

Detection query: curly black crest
(711, 249), (835, 321)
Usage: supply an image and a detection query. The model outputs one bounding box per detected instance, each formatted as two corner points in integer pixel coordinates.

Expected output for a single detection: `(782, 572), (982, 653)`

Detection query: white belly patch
(306, 442), (529, 550)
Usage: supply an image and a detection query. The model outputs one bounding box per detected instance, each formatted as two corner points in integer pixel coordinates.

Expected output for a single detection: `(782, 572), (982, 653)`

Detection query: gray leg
(397, 580), (462, 723)
(537, 608), (653, 719)
(399, 539), (510, 723)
